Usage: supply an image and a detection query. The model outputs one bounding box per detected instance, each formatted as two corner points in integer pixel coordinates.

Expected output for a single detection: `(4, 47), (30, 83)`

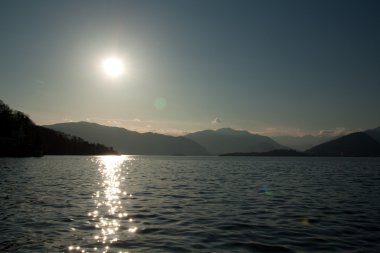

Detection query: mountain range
(46, 122), (380, 157)
(46, 123), (287, 155)
(223, 130), (380, 157)
(46, 122), (209, 155)
(3, 96), (379, 157)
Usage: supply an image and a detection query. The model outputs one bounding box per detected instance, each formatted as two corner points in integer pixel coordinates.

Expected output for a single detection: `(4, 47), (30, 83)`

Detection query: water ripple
(1, 156), (380, 252)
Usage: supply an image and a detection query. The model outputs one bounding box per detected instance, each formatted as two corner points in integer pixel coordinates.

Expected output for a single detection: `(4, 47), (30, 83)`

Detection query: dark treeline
(0, 100), (117, 157)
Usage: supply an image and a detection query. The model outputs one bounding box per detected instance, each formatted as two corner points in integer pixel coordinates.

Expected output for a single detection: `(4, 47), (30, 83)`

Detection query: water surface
(1, 156), (380, 252)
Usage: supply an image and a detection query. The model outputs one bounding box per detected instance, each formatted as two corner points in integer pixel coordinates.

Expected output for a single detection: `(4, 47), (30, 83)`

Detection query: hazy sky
(1, 0), (379, 136)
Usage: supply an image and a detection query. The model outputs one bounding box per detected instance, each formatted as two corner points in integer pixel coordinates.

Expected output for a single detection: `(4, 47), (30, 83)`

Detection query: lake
(0, 156), (380, 252)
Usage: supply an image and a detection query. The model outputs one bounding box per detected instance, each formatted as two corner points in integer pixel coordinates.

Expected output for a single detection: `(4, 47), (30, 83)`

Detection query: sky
(1, 0), (379, 137)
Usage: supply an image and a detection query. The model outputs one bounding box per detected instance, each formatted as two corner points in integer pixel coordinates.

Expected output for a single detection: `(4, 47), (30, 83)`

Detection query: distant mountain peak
(186, 128), (287, 154)
(216, 128), (251, 136)
(67, 121), (103, 127)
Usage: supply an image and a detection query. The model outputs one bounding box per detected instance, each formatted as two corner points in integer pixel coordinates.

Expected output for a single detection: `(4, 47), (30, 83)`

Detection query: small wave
(224, 241), (295, 252)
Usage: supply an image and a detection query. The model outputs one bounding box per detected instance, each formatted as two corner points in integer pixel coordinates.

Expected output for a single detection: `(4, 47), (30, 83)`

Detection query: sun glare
(101, 57), (124, 78)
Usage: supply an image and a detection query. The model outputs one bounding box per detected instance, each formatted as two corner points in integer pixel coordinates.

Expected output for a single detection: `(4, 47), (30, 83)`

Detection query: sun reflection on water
(69, 155), (136, 253)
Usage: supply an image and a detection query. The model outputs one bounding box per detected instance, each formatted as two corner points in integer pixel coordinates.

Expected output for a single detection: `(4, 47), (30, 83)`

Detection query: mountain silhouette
(45, 122), (209, 155)
(220, 149), (306, 156)
(366, 127), (380, 143)
(185, 128), (287, 155)
(306, 132), (380, 157)
(0, 100), (116, 157)
(272, 134), (336, 151)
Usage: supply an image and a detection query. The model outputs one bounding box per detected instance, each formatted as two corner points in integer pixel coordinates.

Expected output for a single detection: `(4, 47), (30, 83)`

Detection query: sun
(101, 57), (124, 78)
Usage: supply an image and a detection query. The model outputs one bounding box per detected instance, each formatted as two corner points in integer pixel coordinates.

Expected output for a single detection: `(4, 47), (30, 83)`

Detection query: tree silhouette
(0, 100), (117, 157)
